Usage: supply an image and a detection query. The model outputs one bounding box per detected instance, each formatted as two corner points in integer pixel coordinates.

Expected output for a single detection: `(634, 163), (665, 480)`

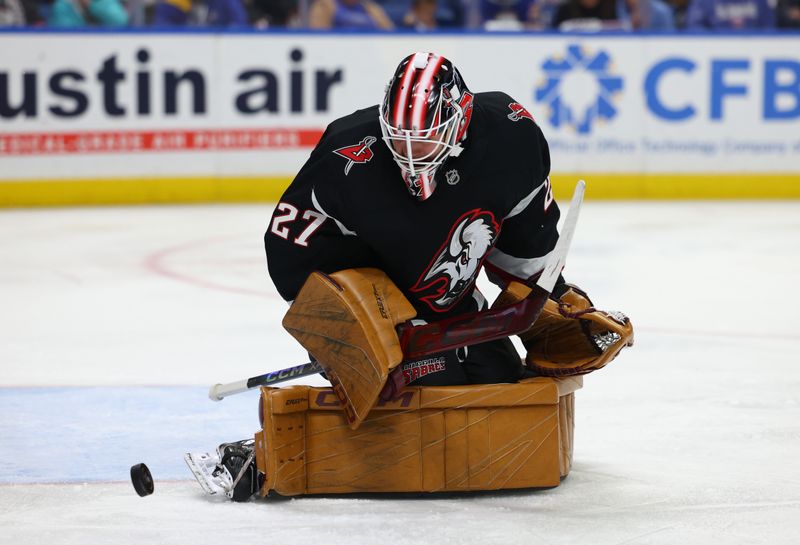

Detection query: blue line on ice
(0, 387), (262, 484)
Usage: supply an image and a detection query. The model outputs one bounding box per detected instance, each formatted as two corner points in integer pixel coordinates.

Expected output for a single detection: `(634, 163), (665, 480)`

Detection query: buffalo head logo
(411, 209), (499, 312)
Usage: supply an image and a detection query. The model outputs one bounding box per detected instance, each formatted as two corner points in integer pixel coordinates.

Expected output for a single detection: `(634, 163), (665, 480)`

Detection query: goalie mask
(379, 52), (474, 201)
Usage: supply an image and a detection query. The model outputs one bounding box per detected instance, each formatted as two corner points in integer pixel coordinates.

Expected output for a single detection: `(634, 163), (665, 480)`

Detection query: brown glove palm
(494, 282), (634, 377)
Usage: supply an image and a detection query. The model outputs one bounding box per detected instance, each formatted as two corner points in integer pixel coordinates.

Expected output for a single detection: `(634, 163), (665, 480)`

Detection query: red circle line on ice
(143, 236), (281, 299)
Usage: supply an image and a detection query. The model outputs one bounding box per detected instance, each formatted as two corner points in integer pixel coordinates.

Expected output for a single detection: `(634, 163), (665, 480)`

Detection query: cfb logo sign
(644, 57), (800, 121)
(535, 44), (800, 132)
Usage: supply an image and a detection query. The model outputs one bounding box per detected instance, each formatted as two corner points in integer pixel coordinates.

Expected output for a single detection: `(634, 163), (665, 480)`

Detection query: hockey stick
(209, 180), (585, 401)
(208, 360), (322, 401)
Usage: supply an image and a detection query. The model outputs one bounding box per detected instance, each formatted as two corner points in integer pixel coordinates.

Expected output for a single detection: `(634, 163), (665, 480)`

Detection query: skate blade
(184, 451), (232, 497)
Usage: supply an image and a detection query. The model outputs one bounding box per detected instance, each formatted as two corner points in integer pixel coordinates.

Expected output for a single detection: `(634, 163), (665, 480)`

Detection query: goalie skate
(185, 439), (259, 501)
(184, 450), (231, 497)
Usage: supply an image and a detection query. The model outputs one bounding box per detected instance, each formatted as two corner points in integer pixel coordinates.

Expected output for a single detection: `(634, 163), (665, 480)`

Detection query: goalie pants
(400, 337), (527, 387)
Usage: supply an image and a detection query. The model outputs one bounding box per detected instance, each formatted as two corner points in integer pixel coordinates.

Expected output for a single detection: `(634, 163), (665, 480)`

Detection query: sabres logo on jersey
(333, 136), (377, 175)
(507, 102), (535, 122)
(411, 209), (499, 312)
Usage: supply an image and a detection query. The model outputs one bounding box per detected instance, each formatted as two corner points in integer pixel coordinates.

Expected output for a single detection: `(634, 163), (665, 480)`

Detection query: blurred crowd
(1, 0), (798, 30)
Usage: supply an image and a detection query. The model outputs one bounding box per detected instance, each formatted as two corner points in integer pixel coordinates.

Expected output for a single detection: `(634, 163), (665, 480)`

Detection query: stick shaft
(398, 284), (550, 359)
(209, 361), (322, 401)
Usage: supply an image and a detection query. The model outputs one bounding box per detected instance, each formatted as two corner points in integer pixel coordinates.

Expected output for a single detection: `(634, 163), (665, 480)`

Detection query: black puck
(130, 463), (154, 497)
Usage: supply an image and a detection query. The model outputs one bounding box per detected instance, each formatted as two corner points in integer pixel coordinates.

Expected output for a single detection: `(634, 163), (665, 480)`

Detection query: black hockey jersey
(265, 92), (561, 322)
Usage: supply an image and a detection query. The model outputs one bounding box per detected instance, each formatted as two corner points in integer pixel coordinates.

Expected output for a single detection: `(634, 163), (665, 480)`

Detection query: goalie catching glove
(494, 282), (634, 377)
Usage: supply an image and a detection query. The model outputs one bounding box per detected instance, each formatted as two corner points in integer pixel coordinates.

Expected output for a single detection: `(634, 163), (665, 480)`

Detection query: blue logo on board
(535, 45), (624, 134)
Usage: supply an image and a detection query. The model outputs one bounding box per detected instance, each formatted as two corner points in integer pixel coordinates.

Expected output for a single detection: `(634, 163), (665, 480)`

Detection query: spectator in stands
(250, 0), (297, 26)
(153, 0), (192, 24)
(777, 0), (800, 26)
(309, 0), (394, 29)
(617, 0), (675, 29)
(533, 0), (565, 27)
(153, 0), (247, 26)
(481, 0), (566, 28)
(480, 0), (533, 28)
(396, 0), (465, 28)
(437, 0), (465, 26)
(686, 0), (775, 28)
(551, 0), (619, 29)
(47, 0), (129, 26)
(402, 0), (438, 29)
(0, 0), (26, 24)
(206, 0), (248, 25)
(26, 0), (46, 24)
(664, 0), (690, 27)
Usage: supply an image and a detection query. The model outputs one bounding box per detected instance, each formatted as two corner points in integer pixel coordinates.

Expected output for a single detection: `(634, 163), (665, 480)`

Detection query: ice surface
(1, 202), (798, 545)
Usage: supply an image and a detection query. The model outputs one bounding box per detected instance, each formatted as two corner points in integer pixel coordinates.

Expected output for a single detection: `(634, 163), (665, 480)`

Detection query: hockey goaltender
(187, 52), (634, 502)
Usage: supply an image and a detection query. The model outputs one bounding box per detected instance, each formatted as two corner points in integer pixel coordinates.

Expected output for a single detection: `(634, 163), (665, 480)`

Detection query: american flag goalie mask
(379, 52), (474, 201)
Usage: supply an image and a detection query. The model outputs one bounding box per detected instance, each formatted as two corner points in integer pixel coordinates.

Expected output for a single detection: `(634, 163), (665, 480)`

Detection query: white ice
(1, 201), (799, 545)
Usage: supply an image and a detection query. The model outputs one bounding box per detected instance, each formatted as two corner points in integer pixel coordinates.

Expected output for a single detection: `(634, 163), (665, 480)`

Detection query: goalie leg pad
(254, 377), (581, 497)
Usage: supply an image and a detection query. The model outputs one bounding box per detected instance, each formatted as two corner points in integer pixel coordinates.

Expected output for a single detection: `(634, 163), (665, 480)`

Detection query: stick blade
(536, 180), (586, 293)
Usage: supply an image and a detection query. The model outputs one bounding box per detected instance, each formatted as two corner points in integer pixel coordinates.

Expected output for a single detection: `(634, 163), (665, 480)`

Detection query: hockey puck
(130, 463), (154, 497)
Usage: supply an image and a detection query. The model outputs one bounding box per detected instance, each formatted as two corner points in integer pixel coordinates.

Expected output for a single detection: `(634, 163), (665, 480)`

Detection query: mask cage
(378, 98), (465, 198)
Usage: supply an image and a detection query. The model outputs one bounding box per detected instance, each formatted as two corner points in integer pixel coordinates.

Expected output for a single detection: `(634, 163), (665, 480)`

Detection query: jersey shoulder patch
(333, 136), (378, 175)
(475, 92), (537, 126)
(316, 106), (383, 176)
(506, 102), (535, 123)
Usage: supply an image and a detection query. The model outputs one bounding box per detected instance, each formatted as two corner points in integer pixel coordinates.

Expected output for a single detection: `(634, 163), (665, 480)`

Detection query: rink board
(1, 31), (799, 204)
(0, 173), (798, 207)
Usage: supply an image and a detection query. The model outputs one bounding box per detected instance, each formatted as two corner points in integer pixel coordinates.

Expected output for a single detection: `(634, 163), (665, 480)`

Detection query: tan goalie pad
(282, 268), (416, 429)
(493, 281), (634, 377)
(254, 376), (581, 496)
